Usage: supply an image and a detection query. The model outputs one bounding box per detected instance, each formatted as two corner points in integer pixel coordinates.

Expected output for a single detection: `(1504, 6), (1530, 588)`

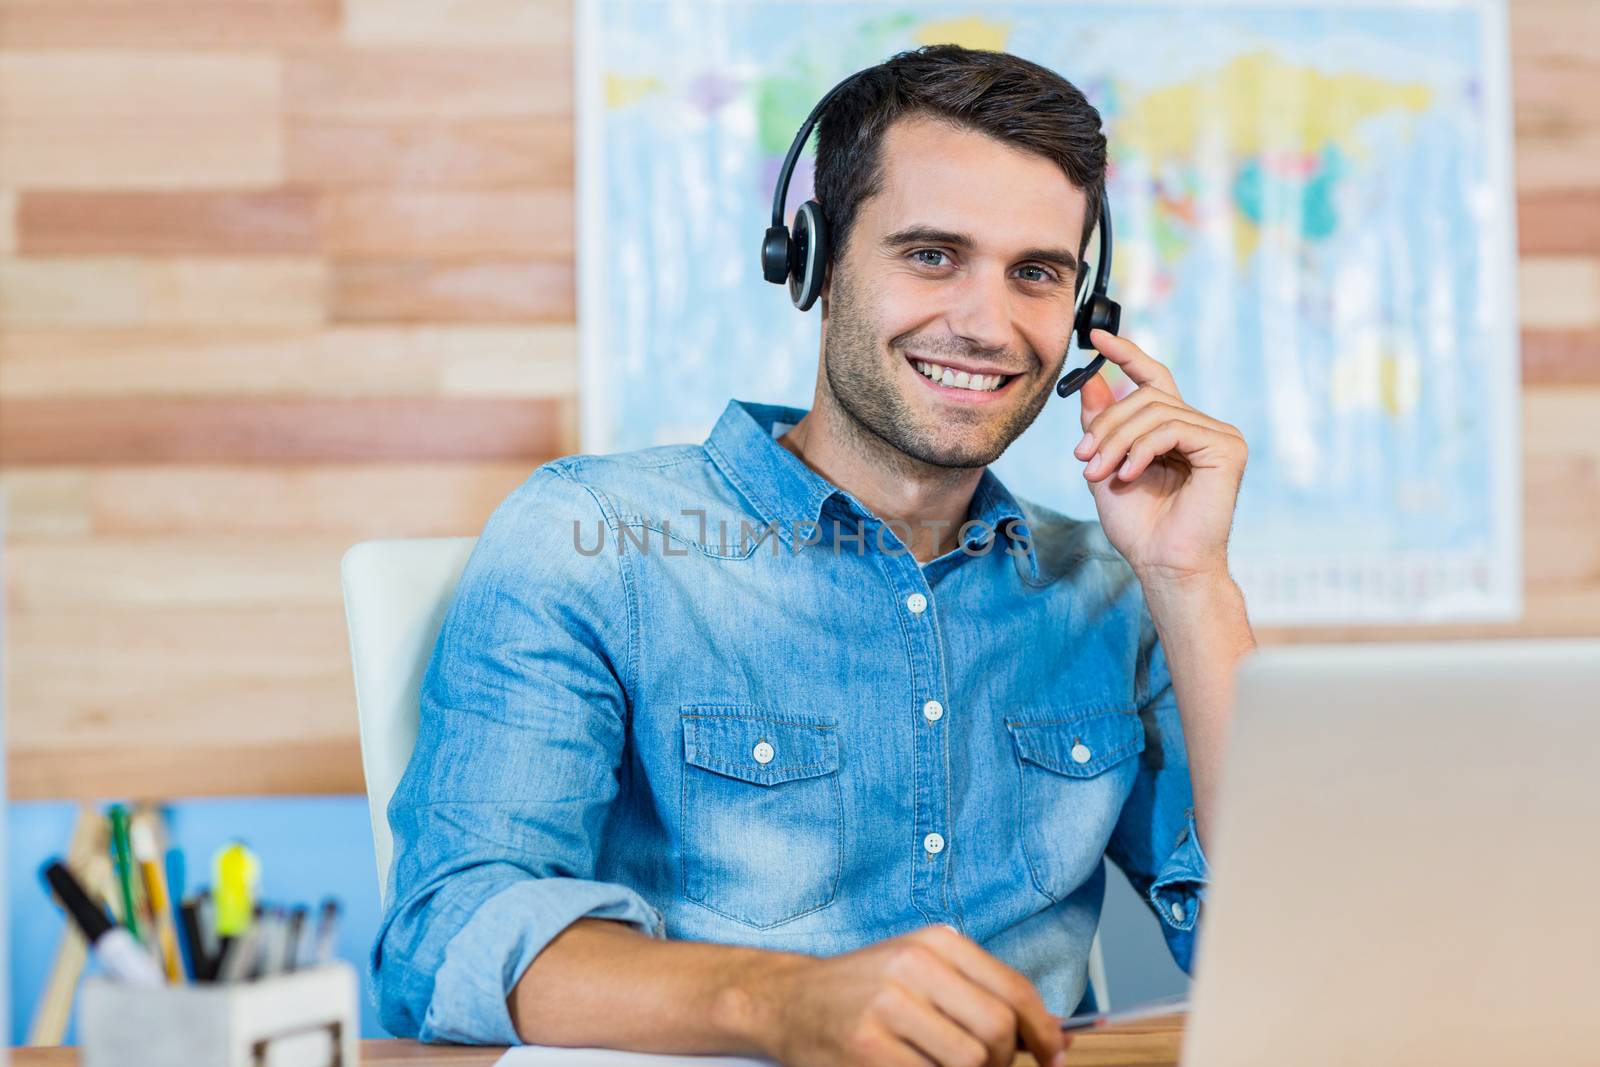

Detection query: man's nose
(942, 264), (1015, 355)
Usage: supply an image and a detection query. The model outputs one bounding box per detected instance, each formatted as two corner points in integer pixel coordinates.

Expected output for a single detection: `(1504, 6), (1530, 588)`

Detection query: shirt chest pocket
(1006, 707), (1146, 903)
(680, 707), (843, 929)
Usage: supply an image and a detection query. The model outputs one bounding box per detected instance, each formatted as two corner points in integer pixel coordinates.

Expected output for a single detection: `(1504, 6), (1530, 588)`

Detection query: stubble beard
(818, 265), (1057, 472)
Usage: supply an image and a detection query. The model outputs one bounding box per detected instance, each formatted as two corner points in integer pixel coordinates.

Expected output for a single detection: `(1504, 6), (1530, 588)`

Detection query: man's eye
(1017, 265), (1055, 283)
(912, 249), (949, 267)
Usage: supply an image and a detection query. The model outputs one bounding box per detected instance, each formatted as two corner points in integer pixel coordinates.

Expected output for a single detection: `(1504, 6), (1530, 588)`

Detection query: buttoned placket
(881, 531), (959, 927)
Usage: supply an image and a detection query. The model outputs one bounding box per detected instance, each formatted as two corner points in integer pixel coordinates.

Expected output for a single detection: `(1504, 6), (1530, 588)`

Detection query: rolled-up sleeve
(371, 462), (666, 1044)
(1105, 608), (1211, 975)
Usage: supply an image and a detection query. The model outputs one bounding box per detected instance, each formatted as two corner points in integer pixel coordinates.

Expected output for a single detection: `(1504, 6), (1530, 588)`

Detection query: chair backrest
(340, 536), (477, 906)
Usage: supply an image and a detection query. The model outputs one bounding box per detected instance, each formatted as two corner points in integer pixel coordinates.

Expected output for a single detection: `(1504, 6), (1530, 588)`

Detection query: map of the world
(577, 0), (1519, 624)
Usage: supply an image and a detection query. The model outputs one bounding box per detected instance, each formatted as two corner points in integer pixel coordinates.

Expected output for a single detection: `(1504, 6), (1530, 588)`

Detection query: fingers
(1076, 367), (1115, 431)
(890, 947), (1018, 1067)
(1110, 420), (1247, 483)
(1074, 384), (1171, 461)
(911, 927), (1063, 1067)
(1077, 397), (1243, 484)
(1088, 328), (1182, 399)
(875, 982), (992, 1067)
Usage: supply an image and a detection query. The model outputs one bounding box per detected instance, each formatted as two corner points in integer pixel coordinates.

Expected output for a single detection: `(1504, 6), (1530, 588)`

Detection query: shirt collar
(704, 397), (1035, 568)
(704, 399), (844, 548)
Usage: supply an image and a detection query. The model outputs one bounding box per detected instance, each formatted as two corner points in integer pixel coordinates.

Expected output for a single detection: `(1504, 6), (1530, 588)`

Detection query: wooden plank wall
(1, 1), (1596, 801)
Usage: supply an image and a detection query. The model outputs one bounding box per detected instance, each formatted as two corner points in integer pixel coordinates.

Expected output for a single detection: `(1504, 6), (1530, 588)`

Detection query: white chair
(341, 536), (478, 906)
(338, 533), (1110, 1008)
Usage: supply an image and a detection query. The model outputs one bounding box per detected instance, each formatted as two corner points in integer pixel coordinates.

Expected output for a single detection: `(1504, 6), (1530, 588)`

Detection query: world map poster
(577, 0), (1520, 625)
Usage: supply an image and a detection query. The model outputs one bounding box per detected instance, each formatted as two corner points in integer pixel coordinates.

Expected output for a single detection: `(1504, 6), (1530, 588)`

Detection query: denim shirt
(373, 398), (1210, 1044)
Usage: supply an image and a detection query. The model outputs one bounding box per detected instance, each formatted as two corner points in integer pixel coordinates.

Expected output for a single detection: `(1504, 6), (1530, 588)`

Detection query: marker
(41, 860), (164, 987)
(212, 842), (260, 971)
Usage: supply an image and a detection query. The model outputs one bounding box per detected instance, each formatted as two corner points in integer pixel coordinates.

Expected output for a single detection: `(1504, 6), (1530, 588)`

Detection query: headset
(760, 66), (1121, 399)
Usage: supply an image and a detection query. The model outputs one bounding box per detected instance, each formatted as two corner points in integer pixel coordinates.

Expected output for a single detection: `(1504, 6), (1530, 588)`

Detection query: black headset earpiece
(1057, 189), (1122, 398)
(763, 66), (1121, 394)
(761, 71), (870, 311)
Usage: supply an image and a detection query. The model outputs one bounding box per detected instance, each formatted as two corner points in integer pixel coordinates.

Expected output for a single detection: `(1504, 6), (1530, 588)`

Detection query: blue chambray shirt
(373, 398), (1210, 1044)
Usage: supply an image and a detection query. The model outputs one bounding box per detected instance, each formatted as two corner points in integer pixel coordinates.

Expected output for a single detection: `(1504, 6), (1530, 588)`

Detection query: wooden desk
(9, 1017), (1185, 1066)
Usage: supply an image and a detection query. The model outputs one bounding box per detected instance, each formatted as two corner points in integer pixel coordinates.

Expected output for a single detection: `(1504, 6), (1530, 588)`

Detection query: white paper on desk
(496, 1046), (776, 1066)
(1059, 992), (1190, 1032)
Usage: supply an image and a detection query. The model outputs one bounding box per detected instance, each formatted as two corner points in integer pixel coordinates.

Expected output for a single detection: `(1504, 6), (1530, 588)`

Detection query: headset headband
(761, 63), (1121, 398)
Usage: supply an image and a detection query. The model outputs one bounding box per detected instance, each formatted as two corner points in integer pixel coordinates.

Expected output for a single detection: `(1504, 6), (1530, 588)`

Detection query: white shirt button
(923, 832), (945, 855)
(905, 592), (927, 614)
(752, 741), (774, 765)
(922, 700), (944, 722)
(1170, 901), (1186, 924)
(1070, 743), (1092, 764)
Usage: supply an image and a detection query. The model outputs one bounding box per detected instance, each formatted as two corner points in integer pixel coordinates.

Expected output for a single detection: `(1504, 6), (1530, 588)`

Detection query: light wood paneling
(0, 326), (580, 398)
(0, 463), (533, 537)
(1519, 256), (1600, 328)
(0, 397), (574, 462)
(0, 257), (327, 328)
(1, 0), (1597, 803)
(341, 0), (573, 47)
(18, 192), (322, 255)
(284, 48), (569, 120)
(320, 190), (575, 256)
(0, 190), (16, 253)
(0, 2), (341, 50)
(329, 258), (573, 321)
(0, 51), (281, 116)
(285, 117), (574, 188)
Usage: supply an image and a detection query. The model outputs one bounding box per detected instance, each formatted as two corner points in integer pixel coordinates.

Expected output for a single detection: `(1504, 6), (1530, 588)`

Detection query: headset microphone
(762, 67), (1121, 402)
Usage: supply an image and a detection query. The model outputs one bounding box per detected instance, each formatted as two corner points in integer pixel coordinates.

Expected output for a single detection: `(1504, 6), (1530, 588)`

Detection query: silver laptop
(1184, 639), (1600, 1067)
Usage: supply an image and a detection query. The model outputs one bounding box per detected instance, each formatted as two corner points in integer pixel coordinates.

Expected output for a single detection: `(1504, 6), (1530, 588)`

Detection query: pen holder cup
(79, 961), (359, 1067)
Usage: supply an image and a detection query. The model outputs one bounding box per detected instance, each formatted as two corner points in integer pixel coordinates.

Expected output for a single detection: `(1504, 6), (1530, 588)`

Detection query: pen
(311, 898), (340, 966)
(178, 897), (207, 982)
(196, 889), (220, 981)
(258, 906), (295, 978)
(41, 860), (164, 987)
(216, 924), (261, 984)
(106, 805), (143, 941)
(283, 905), (308, 973)
(130, 817), (183, 983)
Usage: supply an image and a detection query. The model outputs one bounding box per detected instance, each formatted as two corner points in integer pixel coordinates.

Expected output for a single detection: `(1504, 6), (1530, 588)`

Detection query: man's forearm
(506, 917), (806, 1053)
(1138, 569), (1256, 851)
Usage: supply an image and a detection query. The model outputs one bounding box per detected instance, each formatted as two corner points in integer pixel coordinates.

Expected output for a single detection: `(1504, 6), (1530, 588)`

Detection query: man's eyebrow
(882, 225), (1079, 274)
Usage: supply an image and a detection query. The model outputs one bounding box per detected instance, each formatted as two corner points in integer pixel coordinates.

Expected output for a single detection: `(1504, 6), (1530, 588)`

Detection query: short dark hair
(813, 44), (1107, 277)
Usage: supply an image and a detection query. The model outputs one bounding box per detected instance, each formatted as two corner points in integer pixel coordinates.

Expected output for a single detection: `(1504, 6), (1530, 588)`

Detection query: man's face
(819, 115), (1088, 469)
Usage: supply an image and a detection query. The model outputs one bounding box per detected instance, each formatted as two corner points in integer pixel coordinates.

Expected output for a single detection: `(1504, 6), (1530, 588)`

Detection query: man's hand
(733, 924), (1071, 1067)
(1072, 327), (1248, 587)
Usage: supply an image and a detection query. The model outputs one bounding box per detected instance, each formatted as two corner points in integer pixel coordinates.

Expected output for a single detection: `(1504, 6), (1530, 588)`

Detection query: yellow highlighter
(212, 841), (261, 979)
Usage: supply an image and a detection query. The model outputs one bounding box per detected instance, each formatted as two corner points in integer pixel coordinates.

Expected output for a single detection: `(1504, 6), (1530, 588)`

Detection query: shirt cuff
(1148, 806), (1209, 934)
(421, 878), (666, 1045)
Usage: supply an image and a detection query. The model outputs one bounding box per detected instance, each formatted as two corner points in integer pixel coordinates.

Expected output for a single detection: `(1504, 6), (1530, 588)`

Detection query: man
(374, 44), (1255, 1067)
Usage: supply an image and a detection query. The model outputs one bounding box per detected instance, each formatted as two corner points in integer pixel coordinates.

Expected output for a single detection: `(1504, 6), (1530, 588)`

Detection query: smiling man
(374, 45), (1256, 1067)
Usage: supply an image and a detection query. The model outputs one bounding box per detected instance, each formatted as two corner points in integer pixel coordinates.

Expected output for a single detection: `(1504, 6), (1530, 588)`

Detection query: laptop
(1183, 638), (1600, 1066)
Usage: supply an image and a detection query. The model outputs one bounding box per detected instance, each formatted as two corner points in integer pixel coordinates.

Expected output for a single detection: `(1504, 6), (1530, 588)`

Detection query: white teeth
(913, 359), (1006, 391)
